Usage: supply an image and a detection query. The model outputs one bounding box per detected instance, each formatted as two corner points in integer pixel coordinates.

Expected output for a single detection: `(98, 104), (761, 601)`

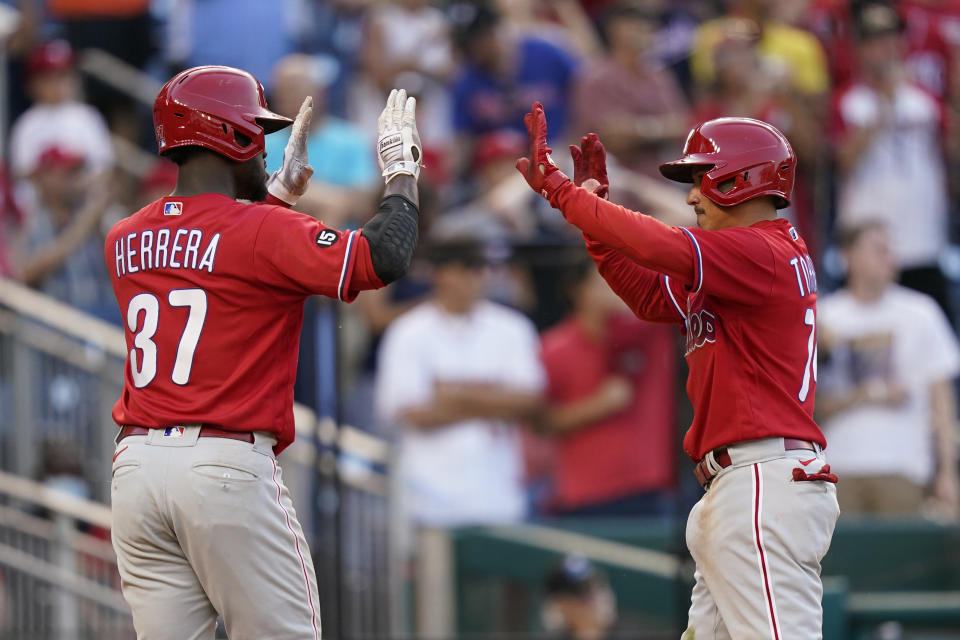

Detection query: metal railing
(0, 469), (132, 639)
(0, 278), (395, 639)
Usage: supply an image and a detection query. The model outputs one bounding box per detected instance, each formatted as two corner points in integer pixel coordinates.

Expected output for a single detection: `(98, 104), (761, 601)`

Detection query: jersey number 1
(798, 307), (817, 402)
(126, 288), (207, 388)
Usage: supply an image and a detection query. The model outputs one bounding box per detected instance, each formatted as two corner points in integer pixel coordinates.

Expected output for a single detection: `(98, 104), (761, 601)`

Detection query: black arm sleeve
(362, 194), (419, 285)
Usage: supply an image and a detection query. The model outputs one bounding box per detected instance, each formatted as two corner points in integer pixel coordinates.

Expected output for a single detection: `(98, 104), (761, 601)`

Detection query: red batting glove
(515, 102), (570, 201)
(570, 133), (609, 200)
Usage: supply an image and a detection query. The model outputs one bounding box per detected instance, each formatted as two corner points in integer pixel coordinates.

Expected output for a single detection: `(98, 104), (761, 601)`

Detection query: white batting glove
(267, 96), (315, 205)
(377, 88), (422, 183)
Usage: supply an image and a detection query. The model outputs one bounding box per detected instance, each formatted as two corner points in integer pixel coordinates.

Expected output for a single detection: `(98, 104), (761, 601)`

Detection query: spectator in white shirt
(832, 5), (953, 322)
(9, 41), (114, 182)
(375, 236), (545, 526)
(818, 221), (960, 518)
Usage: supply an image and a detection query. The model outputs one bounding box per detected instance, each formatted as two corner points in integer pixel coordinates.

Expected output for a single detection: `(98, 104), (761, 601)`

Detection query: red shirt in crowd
(550, 183), (826, 462)
(105, 194), (382, 453)
(541, 313), (676, 508)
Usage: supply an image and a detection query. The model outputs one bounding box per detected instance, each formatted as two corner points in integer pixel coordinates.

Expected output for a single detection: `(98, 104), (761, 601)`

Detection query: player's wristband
(382, 160), (421, 183)
(266, 171), (298, 206)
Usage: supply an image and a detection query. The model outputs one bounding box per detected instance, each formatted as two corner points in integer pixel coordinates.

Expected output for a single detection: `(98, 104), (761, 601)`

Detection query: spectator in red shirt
(539, 254), (678, 517)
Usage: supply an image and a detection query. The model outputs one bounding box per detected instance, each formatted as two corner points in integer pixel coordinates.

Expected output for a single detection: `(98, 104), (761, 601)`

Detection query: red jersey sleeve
(253, 207), (383, 301)
(551, 182), (695, 285)
(584, 235), (684, 324)
(683, 226), (776, 305)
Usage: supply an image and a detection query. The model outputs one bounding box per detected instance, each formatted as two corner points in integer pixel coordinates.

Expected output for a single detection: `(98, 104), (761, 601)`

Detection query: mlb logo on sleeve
(163, 427), (184, 438)
(164, 202), (183, 216)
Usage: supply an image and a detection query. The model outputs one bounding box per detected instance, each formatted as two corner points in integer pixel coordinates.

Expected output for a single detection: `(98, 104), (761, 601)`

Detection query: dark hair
(835, 220), (888, 250)
(448, 1), (500, 54)
(425, 235), (488, 268)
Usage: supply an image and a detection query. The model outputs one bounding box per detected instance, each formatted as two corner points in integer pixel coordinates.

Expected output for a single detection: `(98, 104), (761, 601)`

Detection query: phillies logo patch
(685, 309), (717, 355)
(315, 230), (338, 248)
(163, 202), (183, 216)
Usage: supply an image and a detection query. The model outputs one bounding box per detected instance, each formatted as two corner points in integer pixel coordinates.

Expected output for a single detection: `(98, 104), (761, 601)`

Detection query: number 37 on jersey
(126, 288), (207, 388)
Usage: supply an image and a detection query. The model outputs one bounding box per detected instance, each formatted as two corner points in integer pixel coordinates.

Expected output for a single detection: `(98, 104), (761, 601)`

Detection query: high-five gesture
(377, 89), (422, 183)
(570, 133), (609, 200)
(267, 96), (314, 204)
(514, 101), (570, 200)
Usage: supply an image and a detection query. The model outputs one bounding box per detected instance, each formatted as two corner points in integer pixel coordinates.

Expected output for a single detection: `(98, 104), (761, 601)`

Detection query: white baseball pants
(683, 437), (840, 640)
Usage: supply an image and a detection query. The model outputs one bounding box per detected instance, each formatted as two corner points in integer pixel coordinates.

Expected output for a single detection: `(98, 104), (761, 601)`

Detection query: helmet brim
(658, 158), (715, 183)
(254, 111), (293, 135)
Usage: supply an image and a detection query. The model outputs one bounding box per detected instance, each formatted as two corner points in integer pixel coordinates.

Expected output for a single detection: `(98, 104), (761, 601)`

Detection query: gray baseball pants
(110, 426), (321, 640)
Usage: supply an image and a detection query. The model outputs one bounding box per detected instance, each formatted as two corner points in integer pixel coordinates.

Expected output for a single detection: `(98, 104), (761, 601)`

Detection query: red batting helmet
(153, 65), (292, 162)
(659, 117), (796, 209)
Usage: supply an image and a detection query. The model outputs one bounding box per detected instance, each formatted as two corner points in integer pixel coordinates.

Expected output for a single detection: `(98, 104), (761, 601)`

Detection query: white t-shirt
(375, 300), (544, 526)
(835, 82), (947, 268)
(9, 102), (114, 177)
(818, 285), (960, 484)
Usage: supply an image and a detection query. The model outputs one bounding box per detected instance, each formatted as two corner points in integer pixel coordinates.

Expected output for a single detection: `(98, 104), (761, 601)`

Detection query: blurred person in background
(302, 0), (375, 118)
(690, 0), (829, 103)
(0, 165), (22, 278)
(162, 0), (298, 92)
(448, 1), (579, 180)
(541, 555), (617, 640)
(818, 221), (960, 518)
(266, 53), (378, 227)
(11, 146), (117, 322)
(832, 3), (954, 321)
(437, 129), (548, 241)
(493, 0), (602, 59)
(572, 2), (689, 180)
(46, 0), (153, 140)
(357, 0), (454, 173)
(135, 158), (178, 209)
(539, 255), (677, 518)
(8, 40), (113, 182)
(375, 235), (545, 526)
(692, 19), (823, 252)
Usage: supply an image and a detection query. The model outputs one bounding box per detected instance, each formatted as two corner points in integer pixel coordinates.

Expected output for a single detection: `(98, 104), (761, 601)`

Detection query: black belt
(118, 425), (255, 444)
(694, 438), (816, 489)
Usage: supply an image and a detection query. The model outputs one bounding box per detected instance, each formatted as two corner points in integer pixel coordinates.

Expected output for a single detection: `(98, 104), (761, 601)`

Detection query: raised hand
(515, 101), (569, 200)
(377, 88), (422, 183)
(267, 96), (315, 204)
(570, 132), (609, 200)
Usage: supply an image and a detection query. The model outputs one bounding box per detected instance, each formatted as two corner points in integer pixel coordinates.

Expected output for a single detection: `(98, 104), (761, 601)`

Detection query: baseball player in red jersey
(105, 66), (422, 639)
(517, 104), (840, 639)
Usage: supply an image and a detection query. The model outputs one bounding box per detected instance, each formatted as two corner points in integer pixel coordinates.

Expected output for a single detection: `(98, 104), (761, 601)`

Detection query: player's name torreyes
(113, 228), (221, 278)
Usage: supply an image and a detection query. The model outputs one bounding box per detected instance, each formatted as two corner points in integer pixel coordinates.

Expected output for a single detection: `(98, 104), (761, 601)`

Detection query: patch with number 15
(315, 230), (338, 248)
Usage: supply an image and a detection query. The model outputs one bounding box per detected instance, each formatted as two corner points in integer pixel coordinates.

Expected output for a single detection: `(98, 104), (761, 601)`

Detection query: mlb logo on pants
(163, 427), (184, 438)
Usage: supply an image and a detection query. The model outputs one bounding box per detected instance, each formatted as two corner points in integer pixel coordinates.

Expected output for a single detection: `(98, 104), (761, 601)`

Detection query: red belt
(118, 425), (254, 444)
(694, 438), (816, 489)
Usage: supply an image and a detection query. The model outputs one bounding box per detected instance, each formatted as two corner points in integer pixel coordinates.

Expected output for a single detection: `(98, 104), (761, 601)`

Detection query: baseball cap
(471, 129), (527, 172)
(34, 145), (84, 172)
(25, 40), (76, 80)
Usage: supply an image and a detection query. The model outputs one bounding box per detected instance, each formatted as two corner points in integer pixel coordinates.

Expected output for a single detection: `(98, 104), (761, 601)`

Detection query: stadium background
(1, 0), (960, 638)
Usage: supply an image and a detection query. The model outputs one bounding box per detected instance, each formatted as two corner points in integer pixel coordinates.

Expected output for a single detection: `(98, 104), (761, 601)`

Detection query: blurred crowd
(2, 0), (960, 533)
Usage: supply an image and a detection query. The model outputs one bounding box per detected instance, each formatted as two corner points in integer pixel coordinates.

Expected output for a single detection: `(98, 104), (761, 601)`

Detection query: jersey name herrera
(113, 228), (221, 278)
